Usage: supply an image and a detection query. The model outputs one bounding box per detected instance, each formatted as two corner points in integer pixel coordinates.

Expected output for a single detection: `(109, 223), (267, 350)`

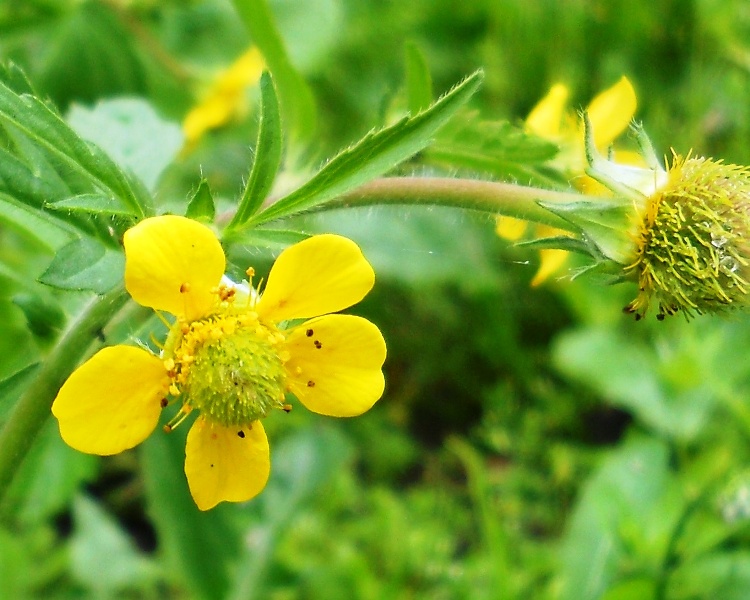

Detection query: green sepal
(538, 199), (634, 264)
(40, 237), (124, 293)
(185, 179), (216, 222)
(248, 70), (484, 228)
(515, 235), (597, 257)
(227, 71), (282, 230)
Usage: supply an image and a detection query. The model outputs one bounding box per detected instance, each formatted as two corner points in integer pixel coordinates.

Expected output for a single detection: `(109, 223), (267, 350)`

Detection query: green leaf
(249, 70), (484, 228)
(40, 237), (124, 293)
(141, 428), (241, 600)
(226, 227), (309, 251)
(12, 292), (65, 341)
(669, 552), (750, 600)
(185, 179), (216, 222)
(228, 427), (353, 599)
(66, 98), (183, 192)
(3, 421), (97, 526)
(69, 495), (157, 595)
(558, 436), (682, 600)
(47, 193), (135, 216)
(553, 326), (717, 440)
(227, 72), (283, 230)
(0, 192), (74, 251)
(404, 42), (433, 114)
(0, 71), (152, 222)
(231, 0), (317, 142)
(538, 199), (634, 263)
(426, 112), (561, 187)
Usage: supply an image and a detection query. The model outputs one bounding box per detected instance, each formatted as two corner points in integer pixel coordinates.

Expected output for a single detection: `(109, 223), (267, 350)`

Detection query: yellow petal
(52, 346), (168, 456)
(256, 234), (375, 322)
(585, 76), (637, 149)
(495, 216), (529, 241)
(531, 248), (570, 287)
(525, 83), (569, 138)
(285, 314), (386, 417)
(184, 416), (270, 511)
(124, 215), (225, 321)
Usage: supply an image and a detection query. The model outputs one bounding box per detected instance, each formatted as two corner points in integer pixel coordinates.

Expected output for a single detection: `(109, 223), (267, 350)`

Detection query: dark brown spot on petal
(307, 380), (315, 387)
(180, 282), (191, 293)
(237, 430), (246, 438)
(160, 398), (168, 408)
(306, 328), (314, 337)
(314, 340), (322, 349)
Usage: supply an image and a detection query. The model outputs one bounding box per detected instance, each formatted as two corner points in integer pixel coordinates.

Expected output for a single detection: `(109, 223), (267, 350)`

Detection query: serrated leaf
(185, 179), (216, 222)
(232, 0), (317, 142)
(248, 70), (484, 228)
(40, 237), (124, 293)
(0, 71), (152, 223)
(48, 193), (135, 216)
(227, 72), (282, 230)
(538, 199), (633, 263)
(426, 112), (562, 187)
(405, 42), (433, 114)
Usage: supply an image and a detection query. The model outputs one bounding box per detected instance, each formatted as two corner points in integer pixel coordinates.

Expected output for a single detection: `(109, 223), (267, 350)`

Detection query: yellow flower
(496, 77), (637, 285)
(52, 216), (386, 510)
(182, 47), (265, 148)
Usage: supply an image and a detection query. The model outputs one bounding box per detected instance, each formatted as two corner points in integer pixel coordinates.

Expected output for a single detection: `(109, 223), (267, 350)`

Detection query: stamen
(163, 404), (193, 433)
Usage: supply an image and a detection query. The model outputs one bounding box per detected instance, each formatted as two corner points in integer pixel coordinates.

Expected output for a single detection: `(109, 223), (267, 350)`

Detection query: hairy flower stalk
(583, 116), (750, 319)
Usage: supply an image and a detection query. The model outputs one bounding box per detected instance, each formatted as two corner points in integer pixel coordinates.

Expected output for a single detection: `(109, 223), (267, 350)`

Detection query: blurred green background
(3, 0), (750, 598)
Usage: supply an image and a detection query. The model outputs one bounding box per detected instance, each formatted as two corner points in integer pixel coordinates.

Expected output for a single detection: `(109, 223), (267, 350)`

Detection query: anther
(282, 404), (293, 413)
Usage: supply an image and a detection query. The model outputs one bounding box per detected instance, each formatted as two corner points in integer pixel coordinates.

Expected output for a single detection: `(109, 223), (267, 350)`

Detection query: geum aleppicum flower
(496, 76), (638, 285)
(52, 215), (386, 510)
(583, 115), (750, 320)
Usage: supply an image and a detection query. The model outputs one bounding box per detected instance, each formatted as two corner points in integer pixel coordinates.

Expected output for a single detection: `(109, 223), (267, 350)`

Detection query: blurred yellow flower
(183, 47), (265, 147)
(496, 76), (637, 285)
(52, 216), (386, 510)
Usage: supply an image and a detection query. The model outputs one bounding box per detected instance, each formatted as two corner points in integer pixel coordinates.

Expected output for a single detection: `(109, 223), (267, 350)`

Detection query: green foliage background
(2, 0), (750, 598)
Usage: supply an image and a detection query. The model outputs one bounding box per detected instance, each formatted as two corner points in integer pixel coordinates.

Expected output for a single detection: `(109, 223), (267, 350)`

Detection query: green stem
(0, 286), (128, 503)
(321, 176), (591, 231)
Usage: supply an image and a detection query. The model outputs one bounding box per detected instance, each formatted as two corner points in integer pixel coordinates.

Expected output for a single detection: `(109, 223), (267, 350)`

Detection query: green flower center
(165, 311), (288, 427)
(626, 156), (750, 318)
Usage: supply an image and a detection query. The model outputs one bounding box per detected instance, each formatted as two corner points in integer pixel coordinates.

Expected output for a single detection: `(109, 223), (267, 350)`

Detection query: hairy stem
(312, 177), (588, 231)
(0, 286), (128, 505)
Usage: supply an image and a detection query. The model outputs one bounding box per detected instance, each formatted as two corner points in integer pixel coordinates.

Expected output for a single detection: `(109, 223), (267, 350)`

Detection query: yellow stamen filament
(163, 404), (193, 433)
